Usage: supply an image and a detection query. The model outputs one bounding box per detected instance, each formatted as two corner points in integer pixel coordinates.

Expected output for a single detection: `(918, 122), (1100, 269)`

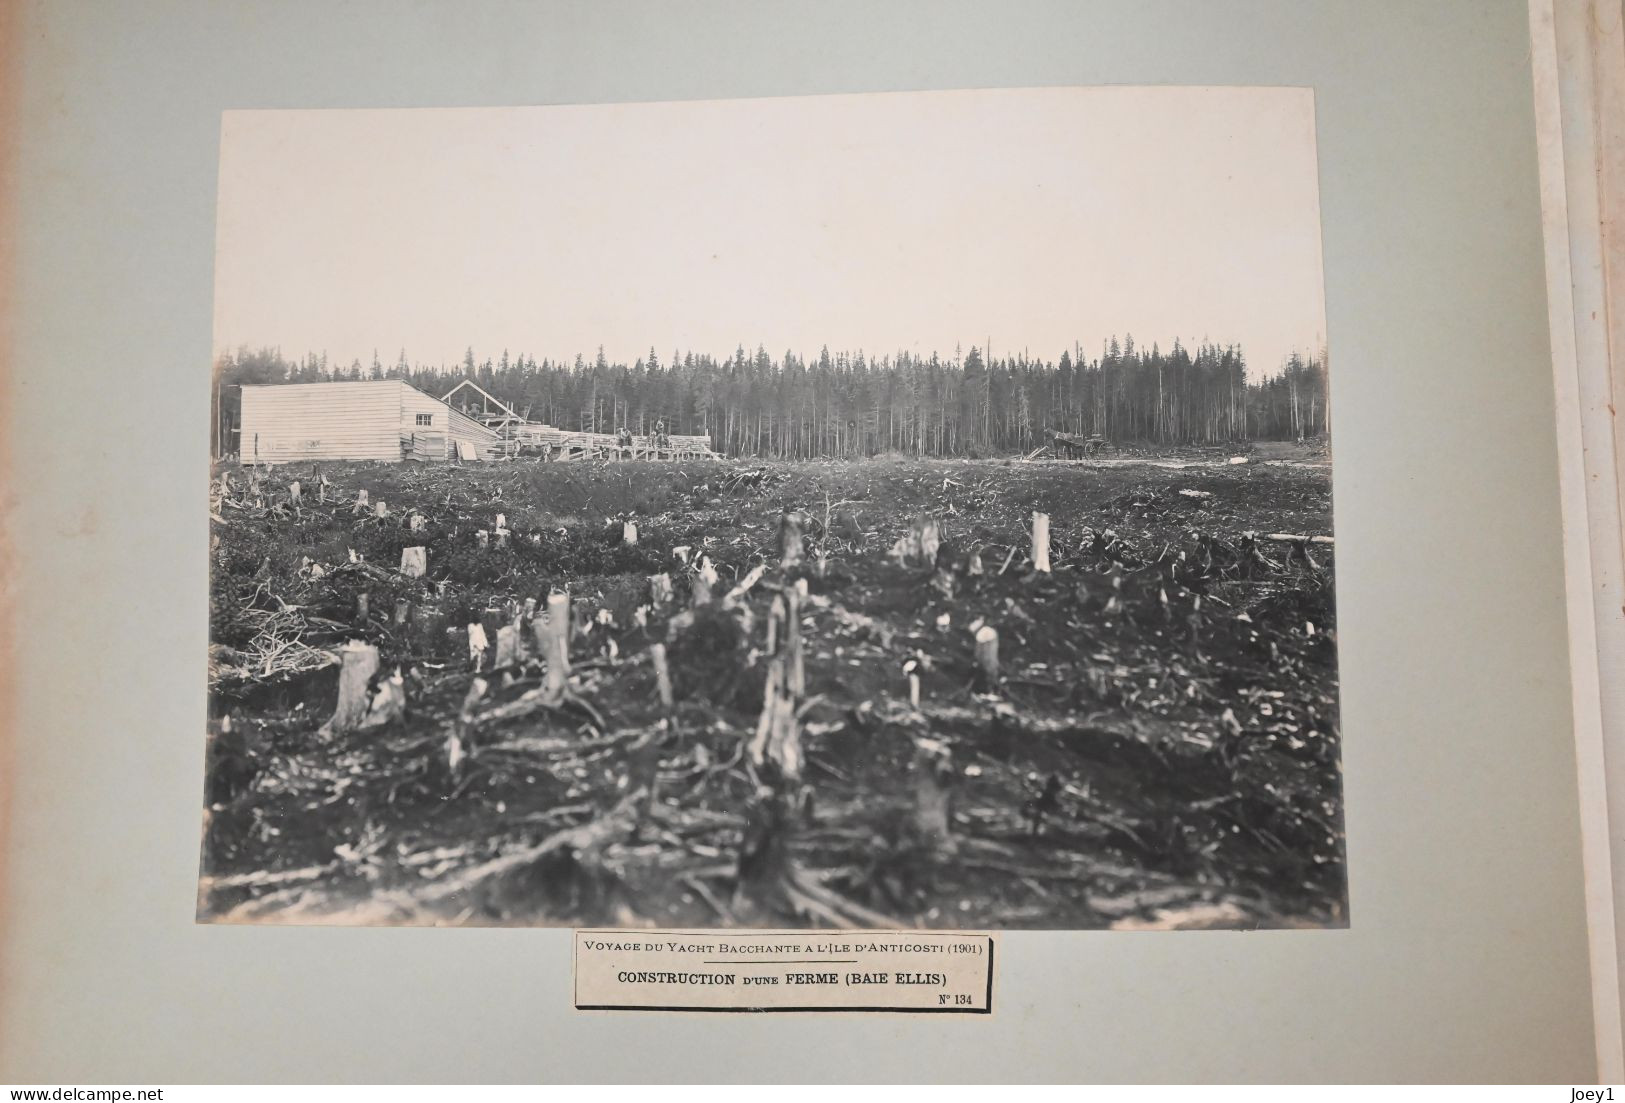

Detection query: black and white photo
(201, 86), (1343, 930)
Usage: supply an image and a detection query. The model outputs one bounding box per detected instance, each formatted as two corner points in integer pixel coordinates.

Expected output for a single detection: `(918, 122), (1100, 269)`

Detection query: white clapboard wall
(240, 380), (502, 464)
(240, 380), (403, 464)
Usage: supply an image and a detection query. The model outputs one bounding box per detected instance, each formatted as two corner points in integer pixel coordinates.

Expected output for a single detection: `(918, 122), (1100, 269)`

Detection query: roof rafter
(441, 378), (521, 421)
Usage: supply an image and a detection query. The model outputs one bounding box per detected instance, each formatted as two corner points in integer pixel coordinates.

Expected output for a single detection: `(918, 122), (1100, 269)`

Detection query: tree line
(213, 338), (1328, 459)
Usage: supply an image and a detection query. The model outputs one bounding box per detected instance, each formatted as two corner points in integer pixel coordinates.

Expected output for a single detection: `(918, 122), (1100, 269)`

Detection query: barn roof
(440, 379), (520, 421)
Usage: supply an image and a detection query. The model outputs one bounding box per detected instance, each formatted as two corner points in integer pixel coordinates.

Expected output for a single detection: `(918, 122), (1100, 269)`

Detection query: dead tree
(747, 658), (802, 784)
(784, 586), (805, 696)
(765, 596), (782, 656)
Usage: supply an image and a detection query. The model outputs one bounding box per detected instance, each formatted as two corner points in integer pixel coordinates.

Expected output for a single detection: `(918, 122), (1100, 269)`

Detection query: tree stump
(539, 592), (572, 700)
(649, 642), (675, 713)
(494, 624), (519, 671)
(480, 606), (506, 662)
(1031, 511), (1051, 573)
(974, 625), (1000, 688)
(360, 668), (407, 730)
(778, 508), (803, 568)
(324, 641), (380, 736)
(399, 546), (427, 578)
(911, 738), (957, 852)
(917, 515), (941, 565)
(288, 480), (302, 507)
(373, 500), (388, 519)
(887, 514), (941, 567)
(352, 489), (369, 515)
(690, 556), (717, 604)
(446, 676), (488, 777)
(467, 622), (489, 669)
(648, 572), (674, 608)
(623, 521), (639, 546)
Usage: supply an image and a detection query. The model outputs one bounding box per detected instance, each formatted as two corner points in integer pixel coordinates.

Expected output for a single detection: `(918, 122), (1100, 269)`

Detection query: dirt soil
(202, 454), (1344, 930)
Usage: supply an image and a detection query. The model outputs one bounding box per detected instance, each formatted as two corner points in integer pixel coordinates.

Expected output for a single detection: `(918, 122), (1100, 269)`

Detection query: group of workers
(614, 419), (671, 458)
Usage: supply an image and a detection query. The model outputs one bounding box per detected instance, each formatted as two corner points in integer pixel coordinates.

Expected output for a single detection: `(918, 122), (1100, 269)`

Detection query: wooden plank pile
(511, 424), (720, 460)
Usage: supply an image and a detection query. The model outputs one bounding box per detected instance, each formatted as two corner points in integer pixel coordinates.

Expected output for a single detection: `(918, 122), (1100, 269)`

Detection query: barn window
(415, 413), (433, 426)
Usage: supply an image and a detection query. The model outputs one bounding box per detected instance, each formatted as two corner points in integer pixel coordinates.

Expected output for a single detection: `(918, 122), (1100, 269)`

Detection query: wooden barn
(238, 380), (500, 464)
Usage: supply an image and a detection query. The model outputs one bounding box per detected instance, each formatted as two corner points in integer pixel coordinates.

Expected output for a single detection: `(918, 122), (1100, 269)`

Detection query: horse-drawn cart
(1048, 430), (1111, 459)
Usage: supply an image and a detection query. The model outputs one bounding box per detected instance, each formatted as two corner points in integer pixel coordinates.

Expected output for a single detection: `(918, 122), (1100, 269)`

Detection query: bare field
(203, 455), (1343, 930)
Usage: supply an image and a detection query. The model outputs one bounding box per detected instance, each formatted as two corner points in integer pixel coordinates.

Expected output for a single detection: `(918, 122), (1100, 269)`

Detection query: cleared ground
(203, 452), (1344, 930)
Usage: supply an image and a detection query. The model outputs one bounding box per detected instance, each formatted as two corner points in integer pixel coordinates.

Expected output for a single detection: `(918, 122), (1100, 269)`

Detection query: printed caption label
(574, 929), (994, 1013)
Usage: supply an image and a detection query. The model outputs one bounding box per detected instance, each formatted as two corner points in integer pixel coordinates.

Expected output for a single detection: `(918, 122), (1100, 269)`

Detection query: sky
(213, 86), (1327, 377)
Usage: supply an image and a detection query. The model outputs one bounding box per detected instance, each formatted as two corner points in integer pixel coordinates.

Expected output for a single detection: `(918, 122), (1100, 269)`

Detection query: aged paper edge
(1529, 0), (1625, 1080)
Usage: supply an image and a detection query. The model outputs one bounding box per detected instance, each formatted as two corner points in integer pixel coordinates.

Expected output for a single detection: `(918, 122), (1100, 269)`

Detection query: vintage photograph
(201, 86), (1342, 930)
